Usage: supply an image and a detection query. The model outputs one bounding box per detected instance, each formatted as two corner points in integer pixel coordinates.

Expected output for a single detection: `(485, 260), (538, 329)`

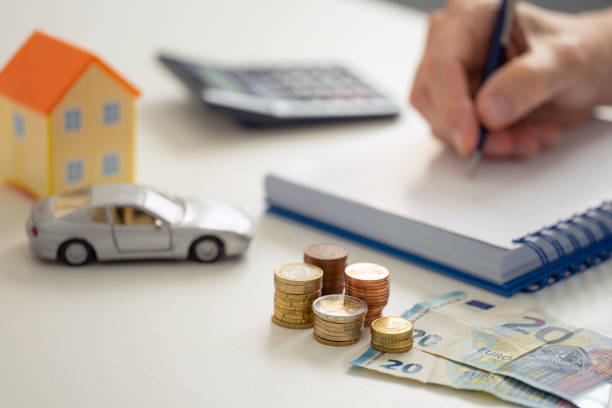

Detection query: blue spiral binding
(566, 218), (597, 267)
(513, 202), (612, 292)
(536, 231), (566, 283)
(549, 225), (581, 276)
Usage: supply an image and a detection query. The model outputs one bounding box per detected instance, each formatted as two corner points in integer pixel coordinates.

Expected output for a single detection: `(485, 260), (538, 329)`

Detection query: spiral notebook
(265, 118), (612, 296)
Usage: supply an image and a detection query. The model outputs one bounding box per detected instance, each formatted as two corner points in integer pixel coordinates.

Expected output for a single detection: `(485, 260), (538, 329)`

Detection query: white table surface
(1, 0), (611, 407)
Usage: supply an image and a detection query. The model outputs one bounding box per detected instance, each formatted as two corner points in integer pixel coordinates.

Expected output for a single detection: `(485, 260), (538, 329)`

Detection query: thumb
(475, 47), (566, 130)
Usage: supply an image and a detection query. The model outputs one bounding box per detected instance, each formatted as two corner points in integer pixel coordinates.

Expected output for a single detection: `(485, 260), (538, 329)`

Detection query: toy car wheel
(59, 240), (94, 266)
(191, 237), (224, 263)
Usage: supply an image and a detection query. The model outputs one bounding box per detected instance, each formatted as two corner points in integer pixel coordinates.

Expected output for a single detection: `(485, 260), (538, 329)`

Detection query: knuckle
(552, 36), (585, 73)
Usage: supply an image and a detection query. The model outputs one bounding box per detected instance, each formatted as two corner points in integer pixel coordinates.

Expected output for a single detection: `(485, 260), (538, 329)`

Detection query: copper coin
(345, 263), (389, 281)
(304, 243), (348, 261)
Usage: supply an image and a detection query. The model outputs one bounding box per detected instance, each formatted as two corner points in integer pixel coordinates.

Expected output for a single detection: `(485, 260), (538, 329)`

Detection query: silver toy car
(26, 184), (254, 266)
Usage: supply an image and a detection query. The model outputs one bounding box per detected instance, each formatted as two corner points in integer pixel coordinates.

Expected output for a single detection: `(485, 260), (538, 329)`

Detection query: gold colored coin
(313, 334), (360, 347)
(274, 281), (322, 295)
(271, 315), (313, 329)
(314, 318), (363, 334)
(274, 296), (312, 309)
(273, 307), (313, 315)
(371, 344), (413, 353)
(274, 263), (323, 285)
(314, 331), (360, 342)
(371, 338), (412, 347)
(276, 318), (314, 325)
(371, 335), (413, 345)
(314, 326), (361, 339)
(273, 309), (314, 318)
(371, 316), (413, 336)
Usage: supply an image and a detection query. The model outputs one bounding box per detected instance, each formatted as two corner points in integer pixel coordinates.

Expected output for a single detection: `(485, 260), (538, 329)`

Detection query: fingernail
(451, 130), (466, 156)
(484, 94), (513, 126)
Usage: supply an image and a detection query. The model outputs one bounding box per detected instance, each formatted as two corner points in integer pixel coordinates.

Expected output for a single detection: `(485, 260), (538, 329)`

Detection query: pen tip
(467, 151), (482, 178)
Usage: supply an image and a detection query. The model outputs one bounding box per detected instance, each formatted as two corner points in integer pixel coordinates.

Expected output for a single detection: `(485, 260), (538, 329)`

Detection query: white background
(1, 0), (611, 406)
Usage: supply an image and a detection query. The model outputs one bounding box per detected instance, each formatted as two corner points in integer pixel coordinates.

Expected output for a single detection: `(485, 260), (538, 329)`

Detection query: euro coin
(274, 263), (323, 285)
(312, 294), (367, 323)
(274, 290), (321, 302)
(370, 334), (412, 344)
(271, 315), (314, 329)
(371, 338), (413, 348)
(313, 334), (360, 347)
(314, 318), (363, 333)
(371, 316), (413, 336)
(304, 243), (349, 296)
(274, 281), (322, 295)
(273, 313), (314, 323)
(274, 295), (312, 309)
(372, 347), (412, 354)
(345, 263), (389, 281)
(304, 243), (348, 261)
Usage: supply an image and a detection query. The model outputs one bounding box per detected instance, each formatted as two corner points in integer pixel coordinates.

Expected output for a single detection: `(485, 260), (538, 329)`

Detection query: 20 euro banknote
(401, 292), (612, 408)
(352, 345), (575, 408)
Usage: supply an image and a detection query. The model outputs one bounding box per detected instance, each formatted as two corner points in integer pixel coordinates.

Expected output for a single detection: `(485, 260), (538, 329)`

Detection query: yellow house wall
(50, 63), (135, 194)
(0, 96), (49, 197)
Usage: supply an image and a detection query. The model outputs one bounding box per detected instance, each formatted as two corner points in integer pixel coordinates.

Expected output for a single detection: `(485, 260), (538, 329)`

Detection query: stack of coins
(272, 263), (323, 329)
(370, 316), (414, 353)
(303, 243), (348, 295)
(345, 263), (390, 326)
(312, 294), (367, 346)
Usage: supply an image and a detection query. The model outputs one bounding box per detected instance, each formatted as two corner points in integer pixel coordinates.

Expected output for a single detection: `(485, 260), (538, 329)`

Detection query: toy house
(0, 31), (140, 197)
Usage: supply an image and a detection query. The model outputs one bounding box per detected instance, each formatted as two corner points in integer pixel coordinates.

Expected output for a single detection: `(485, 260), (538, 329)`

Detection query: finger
(427, 57), (480, 157)
(483, 132), (513, 157)
(485, 122), (560, 158)
(514, 104), (594, 128)
(475, 47), (569, 130)
(410, 64), (437, 125)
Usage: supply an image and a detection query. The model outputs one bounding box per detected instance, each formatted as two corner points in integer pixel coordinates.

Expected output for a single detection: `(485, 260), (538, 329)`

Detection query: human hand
(410, 0), (612, 158)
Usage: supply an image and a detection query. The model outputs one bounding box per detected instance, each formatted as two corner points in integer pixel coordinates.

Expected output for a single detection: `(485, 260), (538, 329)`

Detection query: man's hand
(410, 0), (612, 158)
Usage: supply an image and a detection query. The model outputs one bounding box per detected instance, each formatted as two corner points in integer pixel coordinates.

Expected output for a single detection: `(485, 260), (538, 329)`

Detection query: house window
(66, 160), (84, 183)
(13, 113), (25, 139)
(102, 153), (119, 176)
(103, 102), (120, 125)
(65, 108), (82, 132)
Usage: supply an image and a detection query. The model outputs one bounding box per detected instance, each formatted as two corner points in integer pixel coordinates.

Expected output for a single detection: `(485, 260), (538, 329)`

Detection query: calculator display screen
(191, 66), (245, 92)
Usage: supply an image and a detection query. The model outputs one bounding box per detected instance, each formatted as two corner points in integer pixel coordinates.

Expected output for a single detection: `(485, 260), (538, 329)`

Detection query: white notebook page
(272, 117), (612, 249)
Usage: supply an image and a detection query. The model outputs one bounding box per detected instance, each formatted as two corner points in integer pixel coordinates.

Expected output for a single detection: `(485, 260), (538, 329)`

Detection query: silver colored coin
(312, 294), (367, 323)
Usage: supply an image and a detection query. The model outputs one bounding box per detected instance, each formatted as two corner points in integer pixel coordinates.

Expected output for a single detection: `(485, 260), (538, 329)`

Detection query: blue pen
(468, 0), (517, 177)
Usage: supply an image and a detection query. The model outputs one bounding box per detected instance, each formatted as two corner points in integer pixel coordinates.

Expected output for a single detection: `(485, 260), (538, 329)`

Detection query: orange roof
(0, 31), (140, 114)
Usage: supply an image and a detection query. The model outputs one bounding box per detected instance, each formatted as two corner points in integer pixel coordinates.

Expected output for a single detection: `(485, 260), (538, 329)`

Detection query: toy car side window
(88, 207), (109, 224)
(112, 206), (156, 226)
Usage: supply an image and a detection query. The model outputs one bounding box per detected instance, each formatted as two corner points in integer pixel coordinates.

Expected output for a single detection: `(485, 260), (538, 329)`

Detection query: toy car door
(110, 206), (171, 252)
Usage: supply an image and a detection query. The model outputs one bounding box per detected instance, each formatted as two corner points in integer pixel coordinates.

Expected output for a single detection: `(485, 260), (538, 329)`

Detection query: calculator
(158, 54), (399, 126)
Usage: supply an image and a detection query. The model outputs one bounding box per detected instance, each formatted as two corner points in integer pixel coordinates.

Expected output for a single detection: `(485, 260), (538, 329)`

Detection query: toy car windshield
(52, 188), (92, 218)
